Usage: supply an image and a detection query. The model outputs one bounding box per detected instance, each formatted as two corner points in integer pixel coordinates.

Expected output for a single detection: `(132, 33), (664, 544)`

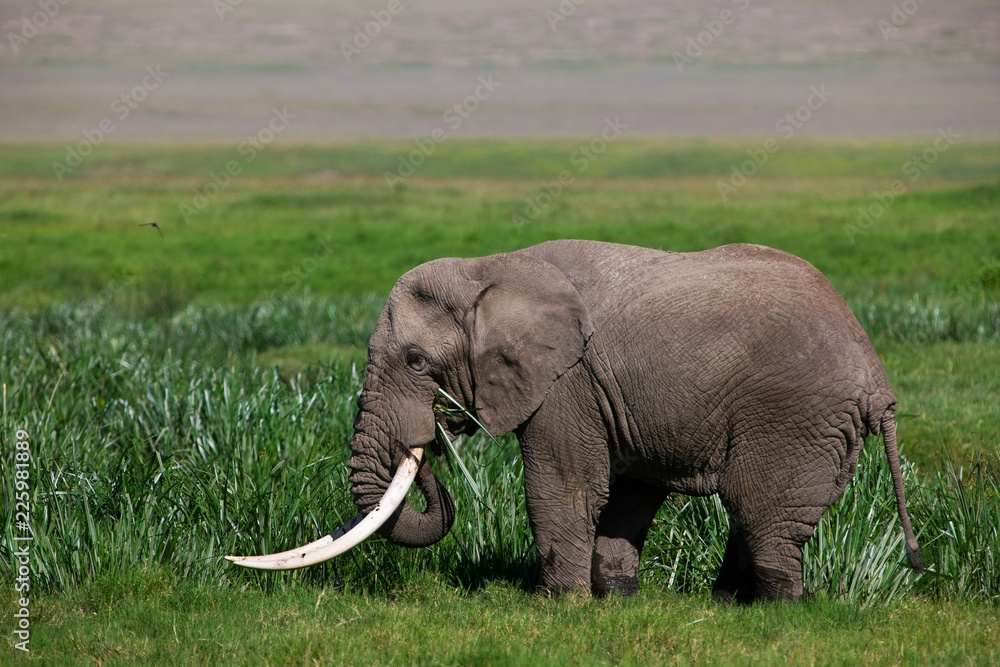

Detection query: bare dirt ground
(0, 0), (998, 141)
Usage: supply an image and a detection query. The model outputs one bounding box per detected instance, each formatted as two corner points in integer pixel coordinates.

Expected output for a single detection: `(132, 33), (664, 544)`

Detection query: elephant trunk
(224, 412), (455, 571)
(347, 427), (456, 548)
(225, 447), (426, 570)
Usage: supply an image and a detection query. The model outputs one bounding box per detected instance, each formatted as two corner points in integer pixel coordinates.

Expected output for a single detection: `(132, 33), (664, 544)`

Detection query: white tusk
(225, 447), (423, 571)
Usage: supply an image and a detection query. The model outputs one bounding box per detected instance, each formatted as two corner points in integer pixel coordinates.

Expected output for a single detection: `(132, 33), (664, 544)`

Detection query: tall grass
(1, 296), (997, 604)
(850, 294), (1000, 345)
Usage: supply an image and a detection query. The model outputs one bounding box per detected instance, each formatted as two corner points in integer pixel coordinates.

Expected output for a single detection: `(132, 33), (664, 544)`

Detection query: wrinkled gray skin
(347, 240), (922, 603)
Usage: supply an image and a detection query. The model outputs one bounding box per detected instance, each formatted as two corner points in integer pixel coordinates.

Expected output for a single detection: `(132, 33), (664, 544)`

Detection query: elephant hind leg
(746, 531), (809, 602)
(713, 512), (814, 603)
(591, 478), (668, 597)
(712, 522), (756, 604)
(723, 480), (837, 602)
(713, 419), (854, 603)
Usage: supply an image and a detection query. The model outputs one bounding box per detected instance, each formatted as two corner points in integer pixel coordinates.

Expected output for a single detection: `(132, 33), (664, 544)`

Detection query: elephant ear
(465, 254), (593, 436)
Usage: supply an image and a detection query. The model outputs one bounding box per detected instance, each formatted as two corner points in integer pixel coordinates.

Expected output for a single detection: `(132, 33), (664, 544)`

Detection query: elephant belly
(624, 407), (729, 498)
(588, 343), (731, 498)
(591, 307), (871, 498)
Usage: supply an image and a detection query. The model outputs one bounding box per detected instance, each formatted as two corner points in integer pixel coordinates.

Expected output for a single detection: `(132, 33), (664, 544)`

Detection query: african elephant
(228, 239), (923, 603)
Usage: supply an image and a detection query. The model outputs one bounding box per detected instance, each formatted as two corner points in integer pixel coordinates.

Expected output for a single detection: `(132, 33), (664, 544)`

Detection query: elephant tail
(881, 408), (925, 572)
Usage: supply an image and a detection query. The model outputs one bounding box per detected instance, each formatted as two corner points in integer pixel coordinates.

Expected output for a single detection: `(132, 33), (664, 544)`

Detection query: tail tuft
(906, 543), (925, 573)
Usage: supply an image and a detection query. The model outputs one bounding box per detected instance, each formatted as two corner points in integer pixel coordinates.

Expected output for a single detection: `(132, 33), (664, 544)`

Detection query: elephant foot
(592, 573), (640, 598)
(712, 562), (803, 604)
(711, 566), (759, 605)
(754, 565), (803, 602)
(711, 583), (755, 605)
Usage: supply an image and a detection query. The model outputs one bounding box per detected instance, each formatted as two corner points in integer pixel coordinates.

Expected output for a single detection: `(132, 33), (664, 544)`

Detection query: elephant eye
(405, 349), (429, 372)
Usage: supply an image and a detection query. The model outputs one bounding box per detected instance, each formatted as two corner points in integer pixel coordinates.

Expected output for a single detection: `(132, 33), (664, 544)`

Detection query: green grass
(7, 578), (1000, 665)
(3, 298), (996, 600)
(1, 140), (998, 663)
(2, 140), (999, 309)
(880, 341), (1000, 463)
(3, 139), (998, 181)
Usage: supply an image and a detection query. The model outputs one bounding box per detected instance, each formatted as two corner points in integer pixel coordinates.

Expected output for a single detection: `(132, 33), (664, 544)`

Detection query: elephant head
(227, 252), (593, 569)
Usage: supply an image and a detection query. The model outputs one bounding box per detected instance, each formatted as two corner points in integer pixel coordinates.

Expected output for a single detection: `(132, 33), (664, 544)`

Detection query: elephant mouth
(436, 414), (477, 442)
(433, 388), (483, 440)
(225, 447), (425, 571)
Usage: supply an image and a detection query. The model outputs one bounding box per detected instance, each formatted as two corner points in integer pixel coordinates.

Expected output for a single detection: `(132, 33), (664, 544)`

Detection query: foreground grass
(10, 576), (1000, 665)
(2, 299), (997, 608)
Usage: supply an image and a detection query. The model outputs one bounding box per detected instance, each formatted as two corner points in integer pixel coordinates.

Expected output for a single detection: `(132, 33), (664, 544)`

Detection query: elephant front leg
(529, 499), (597, 594)
(591, 478), (668, 597)
(520, 433), (609, 595)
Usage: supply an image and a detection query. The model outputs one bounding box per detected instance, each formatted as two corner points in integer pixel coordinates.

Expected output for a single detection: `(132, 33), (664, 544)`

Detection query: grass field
(3, 140), (999, 307)
(2, 140), (999, 663)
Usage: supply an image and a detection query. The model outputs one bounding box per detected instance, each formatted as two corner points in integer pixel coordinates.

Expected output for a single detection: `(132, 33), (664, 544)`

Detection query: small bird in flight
(139, 222), (163, 237)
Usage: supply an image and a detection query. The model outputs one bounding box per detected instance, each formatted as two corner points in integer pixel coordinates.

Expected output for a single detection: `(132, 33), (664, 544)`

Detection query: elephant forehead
(377, 285), (463, 354)
(397, 257), (464, 291)
(387, 296), (438, 333)
(391, 260), (472, 320)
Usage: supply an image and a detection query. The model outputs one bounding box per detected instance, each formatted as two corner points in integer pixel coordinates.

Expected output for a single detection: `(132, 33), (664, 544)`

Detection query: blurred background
(2, 0), (998, 140)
